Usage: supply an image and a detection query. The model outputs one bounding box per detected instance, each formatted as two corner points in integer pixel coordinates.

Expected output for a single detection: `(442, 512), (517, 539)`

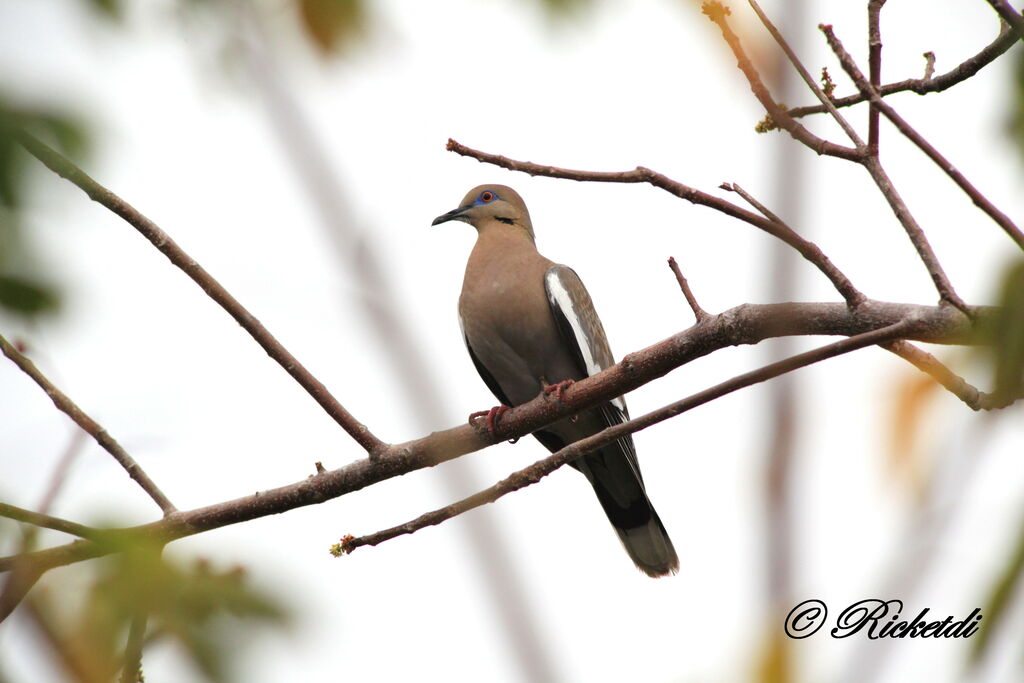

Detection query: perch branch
(821, 25), (1024, 251)
(447, 139), (865, 307)
(15, 133), (386, 457)
(342, 319), (919, 553)
(0, 300), (986, 576)
(0, 333), (176, 516)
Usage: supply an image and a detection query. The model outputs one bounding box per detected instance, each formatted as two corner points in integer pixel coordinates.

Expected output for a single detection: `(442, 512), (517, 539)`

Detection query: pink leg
(468, 405), (510, 436)
(543, 379), (576, 402)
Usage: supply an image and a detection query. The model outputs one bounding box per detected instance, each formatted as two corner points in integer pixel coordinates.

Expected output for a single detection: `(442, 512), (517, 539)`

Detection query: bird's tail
(582, 448), (679, 578)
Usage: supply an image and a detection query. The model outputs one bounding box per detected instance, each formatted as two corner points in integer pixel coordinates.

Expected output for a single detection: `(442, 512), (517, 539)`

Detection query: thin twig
(868, 0), (887, 154)
(821, 25), (1024, 251)
(883, 340), (1017, 410)
(341, 319), (920, 553)
(922, 51), (936, 80)
(0, 333), (177, 516)
(667, 257), (709, 322)
(721, 181), (784, 224)
(701, 2), (863, 161)
(786, 22), (1017, 120)
(746, 0), (865, 147)
(0, 503), (103, 541)
(448, 139), (865, 306)
(0, 299), (988, 576)
(15, 132), (386, 458)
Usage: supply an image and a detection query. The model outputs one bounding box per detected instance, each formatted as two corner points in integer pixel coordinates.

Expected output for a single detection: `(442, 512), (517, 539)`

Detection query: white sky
(1, 1), (1023, 682)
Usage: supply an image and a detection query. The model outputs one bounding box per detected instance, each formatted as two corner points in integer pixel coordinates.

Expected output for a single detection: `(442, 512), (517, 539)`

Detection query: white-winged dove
(432, 184), (678, 578)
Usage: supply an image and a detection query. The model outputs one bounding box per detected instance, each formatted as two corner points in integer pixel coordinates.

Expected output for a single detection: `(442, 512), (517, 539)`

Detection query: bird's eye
(480, 191), (495, 203)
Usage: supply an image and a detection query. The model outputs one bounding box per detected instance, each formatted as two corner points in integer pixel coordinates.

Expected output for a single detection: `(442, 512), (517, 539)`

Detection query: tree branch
(785, 22), (1018, 120)
(667, 257), (709, 322)
(820, 25), (1024, 251)
(0, 333), (177, 516)
(883, 340), (1017, 410)
(342, 319), (920, 553)
(15, 132), (386, 458)
(447, 139), (866, 307)
(868, 0), (887, 153)
(746, 0), (865, 147)
(0, 299), (987, 576)
(0, 503), (102, 541)
(700, 2), (864, 161)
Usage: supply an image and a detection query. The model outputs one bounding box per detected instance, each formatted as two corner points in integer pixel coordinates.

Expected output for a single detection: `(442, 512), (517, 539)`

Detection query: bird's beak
(431, 206), (471, 226)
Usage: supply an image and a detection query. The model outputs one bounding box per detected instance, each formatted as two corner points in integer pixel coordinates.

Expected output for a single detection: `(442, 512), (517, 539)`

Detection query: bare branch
(0, 299), (987, 576)
(448, 139), (866, 307)
(342, 319), (920, 553)
(868, 0), (887, 153)
(985, 0), (1024, 36)
(922, 51), (936, 80)
(746, 0), (865, 147)
(786, 22), (1018, 120)
(700, 2), (864, 161)
(820, 25), (1024, 251)
(667, 257), (709, 322)
(0, 503), (102, 541)
(0, 333), (177, 516)
(15, 133), (386, 458)
(883, 340), (1018, 410)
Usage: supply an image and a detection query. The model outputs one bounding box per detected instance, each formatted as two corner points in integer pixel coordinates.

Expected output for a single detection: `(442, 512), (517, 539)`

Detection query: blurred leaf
(980, 259), (1024, 405)
(0, 97), (87, 209)
(297, 0), (366, 53)
(0, 274), (60, 316)
(754, 626), (791, 683)
(1008, 47), (1024, 162)
(84, 0), (123, 20)
(888, 367), (940, 496)
(969, 509), (1024, 664)
(33, 536), (289, 683)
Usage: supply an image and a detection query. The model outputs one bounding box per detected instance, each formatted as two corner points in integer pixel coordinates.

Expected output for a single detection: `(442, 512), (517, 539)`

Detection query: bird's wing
(543, 265), (641, 478)
(459, 312), (513, 407)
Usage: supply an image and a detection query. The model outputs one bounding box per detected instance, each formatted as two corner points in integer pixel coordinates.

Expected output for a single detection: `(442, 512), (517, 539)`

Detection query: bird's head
(431, 184), (535, 240)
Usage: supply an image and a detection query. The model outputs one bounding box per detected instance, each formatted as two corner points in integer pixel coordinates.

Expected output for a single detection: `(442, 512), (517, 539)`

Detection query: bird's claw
(468, 405), (510, 438)
(543, 379), (575, 403)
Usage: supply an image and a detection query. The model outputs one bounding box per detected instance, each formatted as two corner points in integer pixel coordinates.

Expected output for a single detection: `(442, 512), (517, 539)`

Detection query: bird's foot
(543, 379), (575, 403)
(468, 405), (510, 438)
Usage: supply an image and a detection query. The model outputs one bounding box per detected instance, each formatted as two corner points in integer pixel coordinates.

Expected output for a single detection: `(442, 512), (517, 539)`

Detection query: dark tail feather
(583, 449), (679, 578)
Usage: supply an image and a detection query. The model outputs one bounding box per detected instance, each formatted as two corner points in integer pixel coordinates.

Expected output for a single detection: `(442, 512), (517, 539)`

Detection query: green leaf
(0, 274), (60, 316)
(84, 0), (123, 20)
(989, 259), (1024, 404)
(969, 508), (1024, 664)
(1008, 47), (1024, 162)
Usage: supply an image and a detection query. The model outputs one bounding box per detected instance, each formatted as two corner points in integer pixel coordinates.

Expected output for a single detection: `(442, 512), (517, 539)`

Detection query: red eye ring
(481, 191), (494, 202)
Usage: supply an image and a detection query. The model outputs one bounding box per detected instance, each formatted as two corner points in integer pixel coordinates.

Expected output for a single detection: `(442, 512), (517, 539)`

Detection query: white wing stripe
(545, 270), (602, 377)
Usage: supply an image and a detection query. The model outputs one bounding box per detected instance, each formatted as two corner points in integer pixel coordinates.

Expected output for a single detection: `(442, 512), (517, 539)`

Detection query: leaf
(43, 536), (291, 683)
(296, 0), (366, 53)
(0, 274), (61, 316)
(969, 508), (1024, 664)
(988, 259), (1024, 405)
(888, 366), (941, 496)
(83, 0), (123, 20)
(1008, 47), (1024, 162)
